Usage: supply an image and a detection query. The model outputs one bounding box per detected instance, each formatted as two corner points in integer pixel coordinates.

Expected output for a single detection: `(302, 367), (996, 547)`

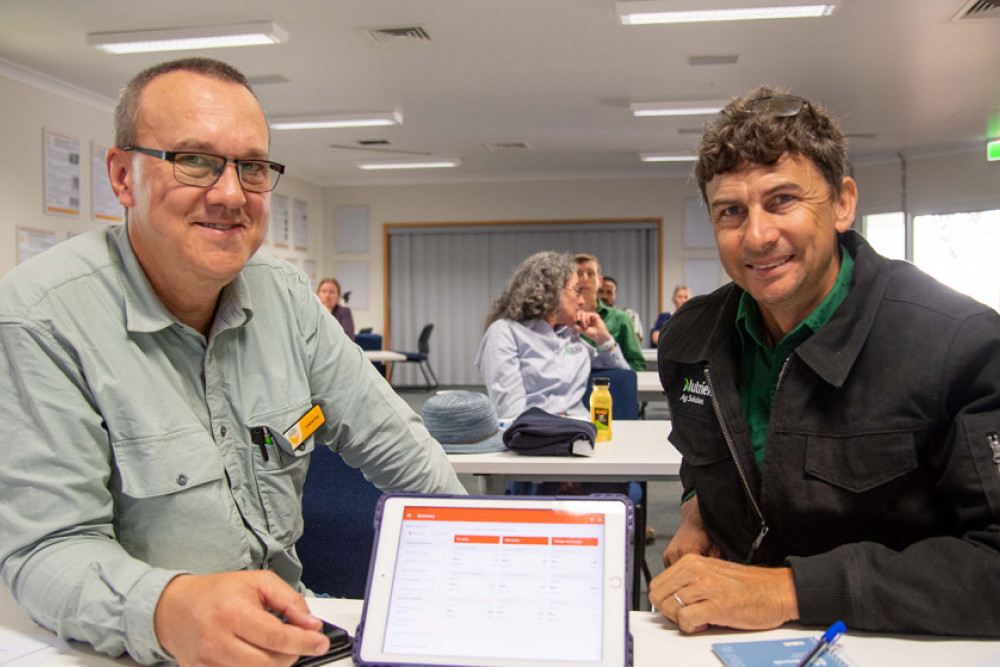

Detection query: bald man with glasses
(0, 57), (463, 666)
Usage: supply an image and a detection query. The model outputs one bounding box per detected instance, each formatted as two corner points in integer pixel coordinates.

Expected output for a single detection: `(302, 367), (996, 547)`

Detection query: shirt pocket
(111, 427), (250, 572)
(252, 402), (316, 546)
(804, 432), (918, 493)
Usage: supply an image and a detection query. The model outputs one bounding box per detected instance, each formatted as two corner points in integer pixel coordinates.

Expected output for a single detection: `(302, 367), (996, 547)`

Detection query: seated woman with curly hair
(475, 251), (629, 421)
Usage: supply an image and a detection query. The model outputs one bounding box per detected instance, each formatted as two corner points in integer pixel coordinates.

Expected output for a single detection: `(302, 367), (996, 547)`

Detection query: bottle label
(593, 407), (610, 429)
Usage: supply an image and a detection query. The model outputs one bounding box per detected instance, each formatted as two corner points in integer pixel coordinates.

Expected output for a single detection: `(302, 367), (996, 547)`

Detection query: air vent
(362, 26), (432, 47)
(952, 0), (1000, 20)
(484, 142), (531, 151)
(358, 139), (390, 146)
(688, 54), (739, 66)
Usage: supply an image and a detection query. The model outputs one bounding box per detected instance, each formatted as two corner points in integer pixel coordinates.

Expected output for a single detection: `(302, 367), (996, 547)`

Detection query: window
(913, 209), (1000, 313)
(863, 212), (905, 261)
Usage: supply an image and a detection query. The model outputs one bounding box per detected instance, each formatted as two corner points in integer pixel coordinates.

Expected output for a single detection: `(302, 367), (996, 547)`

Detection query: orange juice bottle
(590, 377), (613, 442)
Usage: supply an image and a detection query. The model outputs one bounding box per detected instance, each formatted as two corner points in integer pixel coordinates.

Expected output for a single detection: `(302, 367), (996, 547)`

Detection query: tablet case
(352, 493), (634, 667)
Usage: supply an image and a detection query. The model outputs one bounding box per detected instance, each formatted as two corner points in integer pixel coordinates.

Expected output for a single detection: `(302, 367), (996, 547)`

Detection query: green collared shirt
(593, 301), (646, 372)
(737, 246), (854, 468)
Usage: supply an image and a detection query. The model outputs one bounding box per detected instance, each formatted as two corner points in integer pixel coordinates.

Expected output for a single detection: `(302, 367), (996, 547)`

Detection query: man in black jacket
(650, 87), (1000, 637)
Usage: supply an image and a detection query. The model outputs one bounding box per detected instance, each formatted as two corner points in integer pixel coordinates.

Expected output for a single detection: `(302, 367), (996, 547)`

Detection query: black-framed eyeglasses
(749, 94), (819, 124)
(123, 146), (285, 193)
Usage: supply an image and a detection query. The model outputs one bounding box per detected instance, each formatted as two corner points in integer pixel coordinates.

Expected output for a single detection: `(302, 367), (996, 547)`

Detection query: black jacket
(658, 230), (1000, 637)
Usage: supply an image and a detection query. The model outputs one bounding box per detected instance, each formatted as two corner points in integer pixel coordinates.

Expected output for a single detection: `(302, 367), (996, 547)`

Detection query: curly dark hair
(694, 85), (848, 201)
(485, 251), (575, 327)
(114, 57), (259, 148)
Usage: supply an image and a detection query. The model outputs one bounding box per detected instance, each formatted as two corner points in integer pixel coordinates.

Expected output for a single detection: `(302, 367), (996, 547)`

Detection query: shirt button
(176, 474), (188, 486)
(220, 426), (227, 437)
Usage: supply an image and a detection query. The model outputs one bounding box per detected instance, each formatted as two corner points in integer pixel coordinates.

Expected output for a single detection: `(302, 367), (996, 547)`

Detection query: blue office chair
(395, 323), (439, 390)
(583, 368), (639, 419)
(297, 446), (383, 598)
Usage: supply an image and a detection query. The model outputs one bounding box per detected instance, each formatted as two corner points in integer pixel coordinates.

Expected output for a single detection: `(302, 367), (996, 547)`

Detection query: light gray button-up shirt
(0, 224), (463, 663)
(474, 318), (629, 420)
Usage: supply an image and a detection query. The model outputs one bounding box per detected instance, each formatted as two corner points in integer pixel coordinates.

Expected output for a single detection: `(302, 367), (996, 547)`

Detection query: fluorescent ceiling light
(88, 21), (288, 54)
(617, 1), (837, 25)
(357, 159), (460, 170)
(640, 153), (698, 162)
(631, 100), (729, 117)
(270, 112), (402, 130)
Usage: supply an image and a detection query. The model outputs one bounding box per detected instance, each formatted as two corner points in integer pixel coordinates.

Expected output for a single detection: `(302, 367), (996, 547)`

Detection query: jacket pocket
(804, 432), (917, 493)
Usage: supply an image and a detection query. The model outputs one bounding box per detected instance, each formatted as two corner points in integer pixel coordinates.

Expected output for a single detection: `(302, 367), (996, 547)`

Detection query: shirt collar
(736, 243), (854, 350)
(111, 222), (254, 335)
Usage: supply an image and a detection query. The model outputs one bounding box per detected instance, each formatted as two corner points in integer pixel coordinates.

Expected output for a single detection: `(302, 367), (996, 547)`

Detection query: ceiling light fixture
(616, 1), (837, 25)
(640, 153), (698, 162)
(87, 21), (288, 54)
(357, 158), (460, 170)
(631, 100), (729, 117)
(270, 111), (402, 130)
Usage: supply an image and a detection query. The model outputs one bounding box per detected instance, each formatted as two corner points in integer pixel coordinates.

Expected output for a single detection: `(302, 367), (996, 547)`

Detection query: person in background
(650, 284), (690, 347)
(650, 86), (1000, 637)
(317, 277), (355, 341)
(0, 57), (463, 666)
(575, 253), (645, 371)
(475, 251), (629, 421)
(597, 275), (643, 344)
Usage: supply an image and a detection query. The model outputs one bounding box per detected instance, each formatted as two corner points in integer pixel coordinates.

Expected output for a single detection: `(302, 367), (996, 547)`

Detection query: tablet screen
(356, 495), (631, 667)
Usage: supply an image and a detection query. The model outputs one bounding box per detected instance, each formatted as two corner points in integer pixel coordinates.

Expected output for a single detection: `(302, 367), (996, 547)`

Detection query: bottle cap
(593, 377), (610, 386)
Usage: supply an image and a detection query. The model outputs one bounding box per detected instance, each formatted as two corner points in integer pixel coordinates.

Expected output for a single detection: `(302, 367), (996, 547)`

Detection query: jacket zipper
(704, 366), (769, 563)
(989, 431), (1000, 474)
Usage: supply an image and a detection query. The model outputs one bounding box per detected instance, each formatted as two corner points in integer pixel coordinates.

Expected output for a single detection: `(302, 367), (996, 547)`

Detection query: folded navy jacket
(501, 407), (597, 456)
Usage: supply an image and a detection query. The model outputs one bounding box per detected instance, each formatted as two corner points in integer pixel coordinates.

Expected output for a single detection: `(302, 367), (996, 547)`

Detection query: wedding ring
(673, 592), (685, 608)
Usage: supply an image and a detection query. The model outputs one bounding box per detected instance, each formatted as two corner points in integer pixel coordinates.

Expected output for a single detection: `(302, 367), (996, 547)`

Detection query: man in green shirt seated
(574, 253), (645, 371)
(650, 87), (1000, 638)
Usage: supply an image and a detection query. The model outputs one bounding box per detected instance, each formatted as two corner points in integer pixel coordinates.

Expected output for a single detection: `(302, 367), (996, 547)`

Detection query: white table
(5, 590), (997, 666)
(637, 370), (665, 403)
(642, 347), (657, 371)
(448, 419), (678, 608)
(447, 420), (678, 495)
(363, 350), (407, 363)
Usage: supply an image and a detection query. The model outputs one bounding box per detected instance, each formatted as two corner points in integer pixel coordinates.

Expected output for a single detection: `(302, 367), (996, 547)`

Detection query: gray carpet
(395, 384), (682, 611)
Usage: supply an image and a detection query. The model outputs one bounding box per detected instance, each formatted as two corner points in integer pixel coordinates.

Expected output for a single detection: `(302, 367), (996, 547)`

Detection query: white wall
(0, 69), (326, 282)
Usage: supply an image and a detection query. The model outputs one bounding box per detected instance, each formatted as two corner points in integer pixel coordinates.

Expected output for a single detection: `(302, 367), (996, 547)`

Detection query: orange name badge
(284, 404), (326, 449)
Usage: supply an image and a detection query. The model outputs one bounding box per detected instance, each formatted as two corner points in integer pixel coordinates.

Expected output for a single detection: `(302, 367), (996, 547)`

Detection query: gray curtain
(388, 222), (659, 386)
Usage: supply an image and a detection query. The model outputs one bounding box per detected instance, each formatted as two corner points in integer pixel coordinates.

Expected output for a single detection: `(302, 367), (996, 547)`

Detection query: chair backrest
(583, 368), (639, 420)
(297, 446), (383, 598)
(417, 323), (434, 355)
(355, 332), (382, 351)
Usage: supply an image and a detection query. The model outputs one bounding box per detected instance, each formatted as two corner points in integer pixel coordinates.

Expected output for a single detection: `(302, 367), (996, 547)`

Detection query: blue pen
(796, 621), (846, 667)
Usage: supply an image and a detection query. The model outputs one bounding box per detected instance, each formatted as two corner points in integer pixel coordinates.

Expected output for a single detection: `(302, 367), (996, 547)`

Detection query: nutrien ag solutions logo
(681, 377), (712, 405)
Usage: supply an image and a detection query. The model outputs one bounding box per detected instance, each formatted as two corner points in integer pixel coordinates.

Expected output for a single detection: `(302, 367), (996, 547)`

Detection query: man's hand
(649, 555), (799, 634)
(572, 311), (612, 345)
(663, 496), (720, 566)
(154, 571), (330, 667)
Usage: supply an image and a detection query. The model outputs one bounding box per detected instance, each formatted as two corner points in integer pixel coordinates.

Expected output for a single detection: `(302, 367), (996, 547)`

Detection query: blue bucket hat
(422, 391), (506, 454)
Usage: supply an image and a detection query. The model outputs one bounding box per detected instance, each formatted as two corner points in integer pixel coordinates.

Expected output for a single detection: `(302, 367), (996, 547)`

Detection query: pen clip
(250, 426), (270, 462)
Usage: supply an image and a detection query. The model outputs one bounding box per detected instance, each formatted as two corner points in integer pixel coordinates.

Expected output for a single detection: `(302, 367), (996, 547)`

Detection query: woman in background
(475, 251), (628, 421)
(317, 277), (355, 341)
(650, 284), (690, 347)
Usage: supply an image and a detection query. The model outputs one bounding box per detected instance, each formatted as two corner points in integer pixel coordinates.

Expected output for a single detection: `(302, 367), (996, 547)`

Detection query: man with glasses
(650, 86), (1000, 637)
(0, 58), (463, 665)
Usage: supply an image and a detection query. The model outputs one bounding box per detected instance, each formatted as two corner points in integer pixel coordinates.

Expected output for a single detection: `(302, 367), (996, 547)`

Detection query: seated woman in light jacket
(475, 251), (629, 421)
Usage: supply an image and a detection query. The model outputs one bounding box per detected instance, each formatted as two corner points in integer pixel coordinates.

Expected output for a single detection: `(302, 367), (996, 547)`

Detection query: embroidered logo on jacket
(681, 377), (712, 405)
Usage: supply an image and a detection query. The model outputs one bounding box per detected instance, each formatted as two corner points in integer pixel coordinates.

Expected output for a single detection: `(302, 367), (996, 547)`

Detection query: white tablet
(354, 494), (634, 667)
